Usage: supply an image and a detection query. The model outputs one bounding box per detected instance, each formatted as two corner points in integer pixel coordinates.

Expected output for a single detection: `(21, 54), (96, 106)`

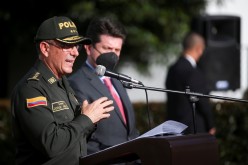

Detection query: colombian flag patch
(27, 96), (47, 108)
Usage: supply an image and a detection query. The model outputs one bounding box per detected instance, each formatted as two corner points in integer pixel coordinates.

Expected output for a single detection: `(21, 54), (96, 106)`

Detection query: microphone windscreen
(95, 65), (106, 76)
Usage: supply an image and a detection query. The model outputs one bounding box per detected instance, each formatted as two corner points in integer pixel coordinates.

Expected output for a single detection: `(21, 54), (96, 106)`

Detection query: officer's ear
(40, 41), (50, 57)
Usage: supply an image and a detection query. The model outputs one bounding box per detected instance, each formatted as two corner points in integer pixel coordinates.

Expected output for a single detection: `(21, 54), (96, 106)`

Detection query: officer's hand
(81, 97), (114, 124)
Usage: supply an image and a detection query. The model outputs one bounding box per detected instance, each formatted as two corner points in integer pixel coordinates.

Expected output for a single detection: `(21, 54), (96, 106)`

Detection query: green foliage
(3, 0), (210, 73)
(213, 102), (248, 165)
(133, 102), (166, 134)
(69, 0), (208, 72)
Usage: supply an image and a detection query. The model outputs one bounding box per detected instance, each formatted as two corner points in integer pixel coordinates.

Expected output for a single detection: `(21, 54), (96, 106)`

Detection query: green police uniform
(11, 60), (95, 165)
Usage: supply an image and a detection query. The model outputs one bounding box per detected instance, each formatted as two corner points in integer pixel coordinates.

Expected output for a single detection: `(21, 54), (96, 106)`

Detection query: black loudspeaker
(191, 15), (241, 91)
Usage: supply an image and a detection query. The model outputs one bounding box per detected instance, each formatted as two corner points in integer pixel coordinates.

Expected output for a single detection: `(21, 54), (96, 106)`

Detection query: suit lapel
(81, 64), (127, 127)
(81, 65), (111, 98)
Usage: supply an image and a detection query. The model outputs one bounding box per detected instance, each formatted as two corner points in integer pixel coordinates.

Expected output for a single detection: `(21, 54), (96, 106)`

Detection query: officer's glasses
(46, 41), (82, 52)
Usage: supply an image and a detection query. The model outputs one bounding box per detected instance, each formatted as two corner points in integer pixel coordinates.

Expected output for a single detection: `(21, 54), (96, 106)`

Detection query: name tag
(52, 101), (69, 112)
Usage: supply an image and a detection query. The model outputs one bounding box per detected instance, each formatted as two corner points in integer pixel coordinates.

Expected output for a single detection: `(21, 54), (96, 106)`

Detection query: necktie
(103, 77), (127, 124)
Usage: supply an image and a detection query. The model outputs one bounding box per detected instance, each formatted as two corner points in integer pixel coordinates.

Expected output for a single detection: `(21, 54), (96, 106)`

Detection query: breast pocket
(51, 101), (73, 123)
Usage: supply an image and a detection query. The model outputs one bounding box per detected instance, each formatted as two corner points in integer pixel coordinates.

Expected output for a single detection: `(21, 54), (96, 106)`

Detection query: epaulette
(27, 72), (41, 81)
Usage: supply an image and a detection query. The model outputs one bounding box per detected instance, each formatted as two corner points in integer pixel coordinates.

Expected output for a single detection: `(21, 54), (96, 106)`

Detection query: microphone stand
(122, 82), (248, 134)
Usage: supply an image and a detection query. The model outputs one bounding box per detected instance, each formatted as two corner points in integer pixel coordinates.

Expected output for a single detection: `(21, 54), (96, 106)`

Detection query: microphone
(95, 65), (143, 85)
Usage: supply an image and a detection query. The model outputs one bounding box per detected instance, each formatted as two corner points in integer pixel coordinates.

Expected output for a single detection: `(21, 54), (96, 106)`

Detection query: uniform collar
(34, 60), (59, 85)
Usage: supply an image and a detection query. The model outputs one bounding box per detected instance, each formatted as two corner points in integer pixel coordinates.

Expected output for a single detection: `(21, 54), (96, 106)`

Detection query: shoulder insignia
(26, 96), (47, 108)
(27, 72), (40, 81)
(48, 77), (57, 84)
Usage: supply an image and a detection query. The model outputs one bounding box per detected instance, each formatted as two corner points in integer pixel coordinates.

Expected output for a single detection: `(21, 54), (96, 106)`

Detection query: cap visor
(56, 36), (92, 45)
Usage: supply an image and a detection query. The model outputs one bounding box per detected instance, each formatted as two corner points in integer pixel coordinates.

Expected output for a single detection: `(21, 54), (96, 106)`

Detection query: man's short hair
(182, 32), (204, 50)
(86, 16), (127, 45)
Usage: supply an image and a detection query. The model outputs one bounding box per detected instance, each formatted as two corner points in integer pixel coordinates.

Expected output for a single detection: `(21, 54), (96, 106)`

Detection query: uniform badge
(27, 96), (47, 108)
(52, 101), (69, 112)
(48, 77), (57, 84)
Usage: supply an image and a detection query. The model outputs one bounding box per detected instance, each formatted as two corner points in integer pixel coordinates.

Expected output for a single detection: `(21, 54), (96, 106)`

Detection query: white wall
(119, 62), (169, 103)
(120, 0), (248, 103)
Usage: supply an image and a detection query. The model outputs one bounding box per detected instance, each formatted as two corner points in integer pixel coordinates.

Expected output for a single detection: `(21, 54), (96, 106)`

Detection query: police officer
(11, 16), (114, 165)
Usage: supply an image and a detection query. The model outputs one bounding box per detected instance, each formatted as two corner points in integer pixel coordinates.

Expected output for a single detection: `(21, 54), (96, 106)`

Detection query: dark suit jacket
(165, 56), (214, 134)
(68, 63), (139, 154)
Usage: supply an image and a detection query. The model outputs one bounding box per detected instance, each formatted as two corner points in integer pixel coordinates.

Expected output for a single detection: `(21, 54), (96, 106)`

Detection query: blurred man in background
(165, 32), (216, 135)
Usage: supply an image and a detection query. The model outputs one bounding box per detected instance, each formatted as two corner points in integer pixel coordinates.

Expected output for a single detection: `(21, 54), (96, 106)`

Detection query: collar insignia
(48, 77), (57, 84)
(28, 72), (40, 81)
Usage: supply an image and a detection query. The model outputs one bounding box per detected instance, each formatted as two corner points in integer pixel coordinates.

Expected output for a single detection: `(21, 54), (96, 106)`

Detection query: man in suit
(165, 32), (216, 135)
(68, 16), (139, 156)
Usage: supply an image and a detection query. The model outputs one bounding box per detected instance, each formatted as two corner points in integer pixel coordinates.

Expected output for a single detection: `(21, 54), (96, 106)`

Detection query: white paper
(137, 120), (188, 138)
